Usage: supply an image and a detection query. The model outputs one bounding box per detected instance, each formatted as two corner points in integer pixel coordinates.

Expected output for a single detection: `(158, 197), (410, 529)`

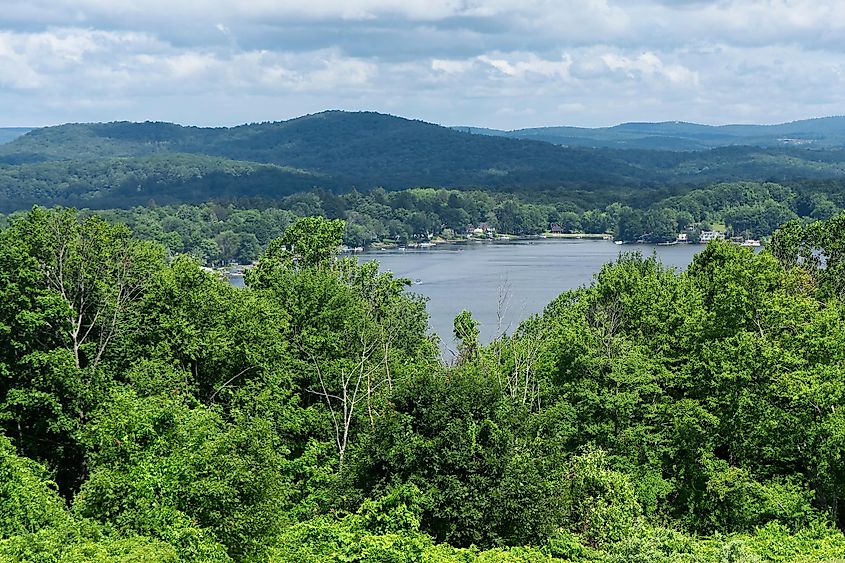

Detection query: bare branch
(208, 366), (257, 403)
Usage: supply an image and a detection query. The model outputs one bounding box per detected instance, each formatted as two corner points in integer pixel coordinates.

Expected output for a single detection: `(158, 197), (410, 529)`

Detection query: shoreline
(221, 234), (761, 274)
(365, 232), (613, 251)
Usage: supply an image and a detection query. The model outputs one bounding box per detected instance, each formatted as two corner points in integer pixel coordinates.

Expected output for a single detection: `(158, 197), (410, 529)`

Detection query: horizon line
(3, 110), (845, 132)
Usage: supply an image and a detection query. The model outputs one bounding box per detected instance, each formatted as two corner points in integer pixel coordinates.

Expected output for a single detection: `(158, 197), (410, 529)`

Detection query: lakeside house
(699, 230), (726, 243)
(467, 222), (497, 238)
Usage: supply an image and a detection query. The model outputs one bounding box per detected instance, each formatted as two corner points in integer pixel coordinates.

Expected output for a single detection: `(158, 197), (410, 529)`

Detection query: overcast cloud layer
(1, 0), (844, 128)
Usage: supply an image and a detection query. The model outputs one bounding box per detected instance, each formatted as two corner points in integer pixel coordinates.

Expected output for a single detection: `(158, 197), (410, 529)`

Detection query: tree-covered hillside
(8, 179), (829, 265)
(2, 112), (845, 212)
(0, 112), (639, 186)
(2, 208), (845, 561)
(0, 154), (321, 211)
(465, 116), (845, 151)
(0, 128), (31, 145)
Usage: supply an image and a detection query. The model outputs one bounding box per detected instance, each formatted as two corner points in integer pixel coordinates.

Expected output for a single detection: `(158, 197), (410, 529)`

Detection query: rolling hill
(459, 116), (845, 151)
(0, 111), (644, 188)
(1, 111), (845, 211)
(0, 128), (32, 145)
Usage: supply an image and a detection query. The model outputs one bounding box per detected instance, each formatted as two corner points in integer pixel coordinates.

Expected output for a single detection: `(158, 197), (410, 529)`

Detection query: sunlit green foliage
(70, 180), (845, 259)
(2, 207), (845, 561)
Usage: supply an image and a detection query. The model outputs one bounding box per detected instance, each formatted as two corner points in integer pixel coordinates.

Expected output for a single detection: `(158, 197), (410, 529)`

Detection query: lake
(358, 239), (703, 358)
(230, 239), (704, 358)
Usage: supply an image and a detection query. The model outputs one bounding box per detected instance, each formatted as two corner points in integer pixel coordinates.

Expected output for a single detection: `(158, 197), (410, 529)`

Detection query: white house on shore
(699, 230), (726, 243)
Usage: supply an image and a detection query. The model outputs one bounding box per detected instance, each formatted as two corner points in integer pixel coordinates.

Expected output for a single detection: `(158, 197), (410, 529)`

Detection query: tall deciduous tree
(0, 207), (162, 494)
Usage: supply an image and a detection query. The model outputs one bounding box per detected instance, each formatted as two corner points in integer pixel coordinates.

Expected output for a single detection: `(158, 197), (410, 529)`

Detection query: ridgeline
(2, 111), (845, 211)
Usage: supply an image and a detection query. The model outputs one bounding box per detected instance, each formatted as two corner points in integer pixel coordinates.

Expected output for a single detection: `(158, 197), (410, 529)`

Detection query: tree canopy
(2, 207), (845, 561)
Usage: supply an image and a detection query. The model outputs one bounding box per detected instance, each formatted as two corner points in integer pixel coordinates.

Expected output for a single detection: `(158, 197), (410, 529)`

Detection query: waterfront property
(699, 230), (726, 242)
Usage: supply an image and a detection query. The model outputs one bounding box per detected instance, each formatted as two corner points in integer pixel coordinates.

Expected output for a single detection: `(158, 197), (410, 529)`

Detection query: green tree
(453, 310), (480, 364)
(0, 207), (163, 494)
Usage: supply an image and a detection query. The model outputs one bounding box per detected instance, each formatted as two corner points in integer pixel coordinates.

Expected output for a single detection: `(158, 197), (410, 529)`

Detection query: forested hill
(463, 116), (845, 151)
(0, 112), (641, 210)
(3, 111), (845, 211)
(0, 128), (31, 145)
(0, 112), (631, 179)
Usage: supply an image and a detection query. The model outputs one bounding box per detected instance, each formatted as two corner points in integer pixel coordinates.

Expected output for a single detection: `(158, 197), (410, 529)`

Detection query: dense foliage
(0, 154), (319, 211)
(1, 180), (835, 264)
(2, 208), (845, 561)
(3, 112), (845, 212)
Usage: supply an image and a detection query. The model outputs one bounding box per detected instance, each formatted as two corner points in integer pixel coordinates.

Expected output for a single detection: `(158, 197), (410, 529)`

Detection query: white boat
(741, 239), (761, 247)
(614, 240), (624, 245)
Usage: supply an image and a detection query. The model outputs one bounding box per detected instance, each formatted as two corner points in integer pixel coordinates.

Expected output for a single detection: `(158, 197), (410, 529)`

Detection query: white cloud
(432, 58), (476, 74)
(2, 1), (845, 127)
(0, 39), (45, 89)
(478, 53), (573, 80)
(601, 51), (699, 86)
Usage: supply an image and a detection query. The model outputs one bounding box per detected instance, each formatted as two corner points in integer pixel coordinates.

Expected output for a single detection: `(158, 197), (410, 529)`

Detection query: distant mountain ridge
(456, 116), (845, 151)
(1, 111), (845, 211)
(0, 111), (645, 188)
(0, 128), (32, 145)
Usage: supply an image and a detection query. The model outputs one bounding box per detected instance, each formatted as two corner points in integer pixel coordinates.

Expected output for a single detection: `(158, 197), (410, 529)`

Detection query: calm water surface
(358, 239), (702, 356)
(231, 239), (703, 356)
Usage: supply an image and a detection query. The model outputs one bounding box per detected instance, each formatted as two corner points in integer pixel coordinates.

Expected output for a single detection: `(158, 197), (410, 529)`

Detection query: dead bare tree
(482, 276), (505, 392)
(299, 256), (411, 467)
(305, 325), (389, 467)
(495, 274), (513, 339)
(25, 210), (157, 484)
(587, 297), (624, 361)
(479, 276), (544, 410)
(508, 321), (545, 411)
(37, 212), (154, 371)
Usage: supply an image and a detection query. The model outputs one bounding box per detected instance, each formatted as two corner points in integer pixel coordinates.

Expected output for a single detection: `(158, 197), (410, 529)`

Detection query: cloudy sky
(1, 0), (844, 129)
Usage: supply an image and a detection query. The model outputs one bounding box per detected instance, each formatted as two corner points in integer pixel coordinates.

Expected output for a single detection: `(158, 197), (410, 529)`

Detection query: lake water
(230, 239), (704, 358)
(359, 239), (702, 357)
